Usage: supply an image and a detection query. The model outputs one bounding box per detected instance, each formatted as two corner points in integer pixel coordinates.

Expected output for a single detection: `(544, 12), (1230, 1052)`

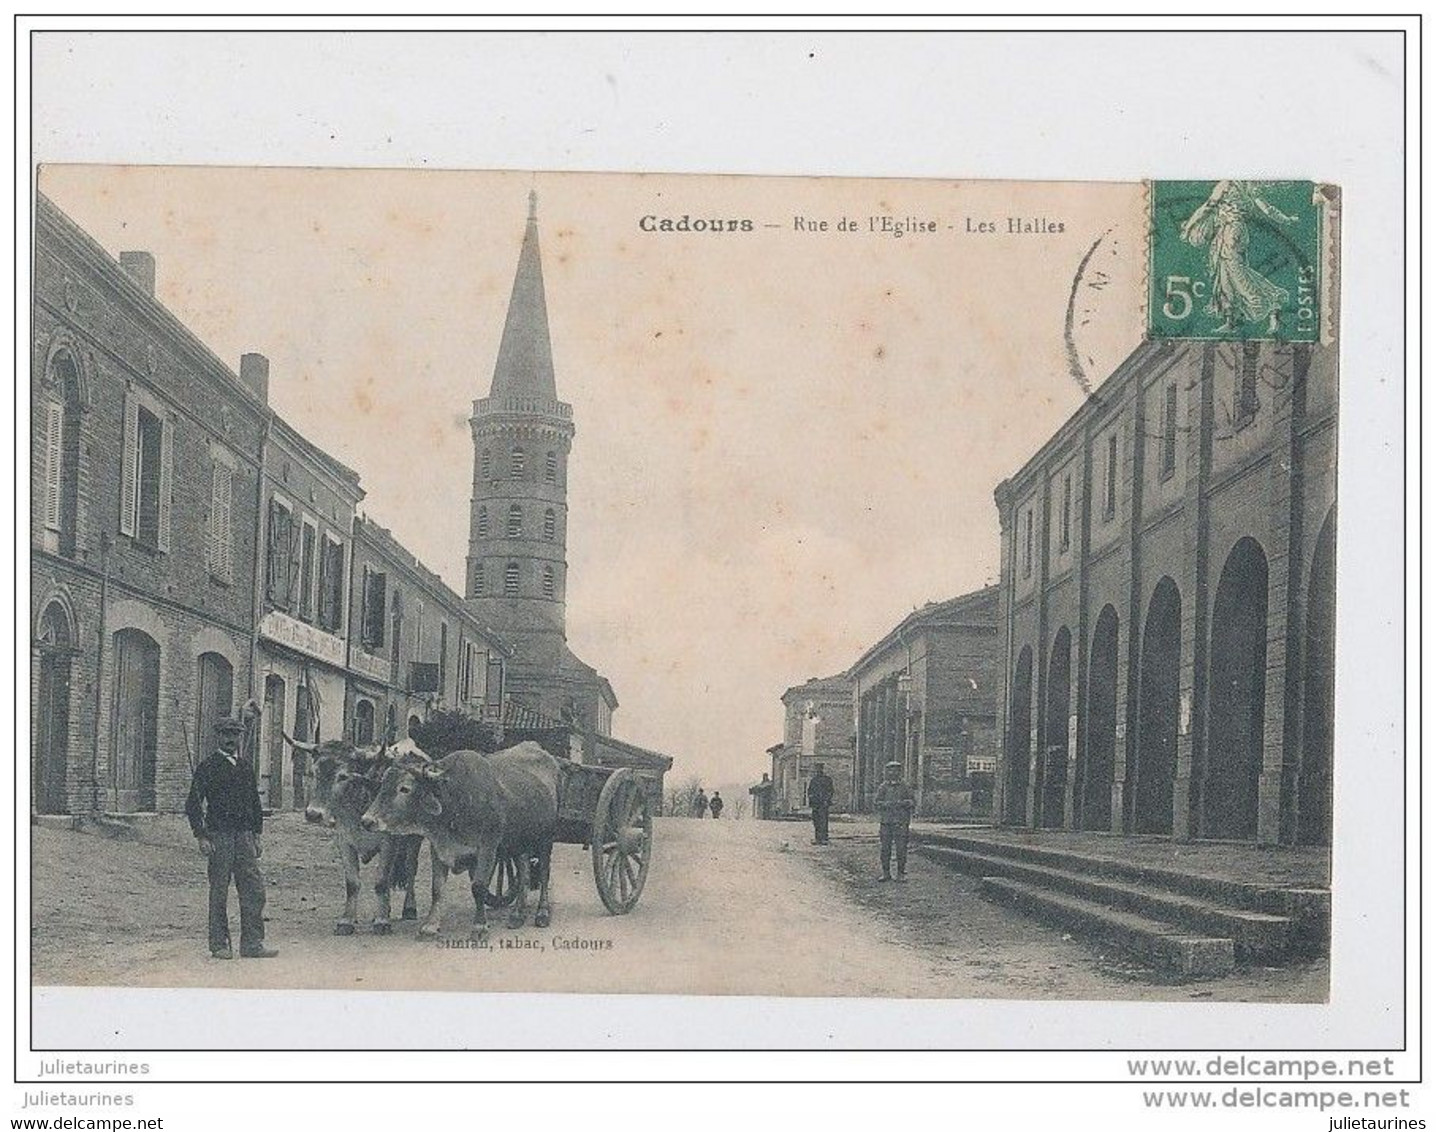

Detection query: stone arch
(107, 598), (170, 651)
(1204, 536), (1269, 840)
(1080, 604), (1120, 831)
(41, 331), (95, 407)
(1298, 508), (1336, 846)
(1041, 626), (1073, 828)
(1004, 644), (1034, 825)
(1133, 576), (1181, 834)
(33, 588), (79, 650)
(191, 625), (241, 670)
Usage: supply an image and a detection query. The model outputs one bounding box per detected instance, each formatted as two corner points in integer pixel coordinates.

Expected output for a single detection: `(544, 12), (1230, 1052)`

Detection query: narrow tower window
(473, 562), (485, 595)
(480, 449), (491, 480)
(542, 565), (556, 599)
(543, 508), (556, 541)
(477, 506), (489, 538)
(507, 504), (523, 538)
(1104, 433), (1118, 520)
(545, 450), (558, 482)
(1161, 382), (1179, 478)
(1059, 473), (1072, 552)
(511, 445), (525, 479)
(504, 562), (520, 596)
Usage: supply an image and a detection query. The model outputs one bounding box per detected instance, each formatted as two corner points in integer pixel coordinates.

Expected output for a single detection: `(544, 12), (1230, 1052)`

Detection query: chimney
(118, 251), (155, 296)
(239, 353), (270, 403)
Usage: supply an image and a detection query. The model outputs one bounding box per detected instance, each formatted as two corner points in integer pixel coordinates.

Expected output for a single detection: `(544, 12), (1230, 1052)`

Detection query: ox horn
(281, 731), (319, 754)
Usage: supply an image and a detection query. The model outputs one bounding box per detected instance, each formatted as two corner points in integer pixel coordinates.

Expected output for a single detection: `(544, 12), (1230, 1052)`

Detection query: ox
(288, 736), (425, 936)
(360, 742), (559, 942)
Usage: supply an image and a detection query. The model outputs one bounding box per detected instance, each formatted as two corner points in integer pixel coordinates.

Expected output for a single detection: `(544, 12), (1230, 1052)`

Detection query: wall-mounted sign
(351, 648), (391, 684)
(259, 609), (345, 667)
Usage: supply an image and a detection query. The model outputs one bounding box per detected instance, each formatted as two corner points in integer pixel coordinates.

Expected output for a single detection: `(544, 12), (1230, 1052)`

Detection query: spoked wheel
(591, 769), (653, 915)
(482, 852), (521, 908)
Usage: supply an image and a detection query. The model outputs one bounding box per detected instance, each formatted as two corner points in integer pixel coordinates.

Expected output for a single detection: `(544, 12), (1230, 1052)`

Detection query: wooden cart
(484, 763), (655, 915)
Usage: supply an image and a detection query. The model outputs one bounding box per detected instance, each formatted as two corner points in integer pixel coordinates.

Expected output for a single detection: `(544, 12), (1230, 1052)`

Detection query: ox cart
(484, 762), (655, 915)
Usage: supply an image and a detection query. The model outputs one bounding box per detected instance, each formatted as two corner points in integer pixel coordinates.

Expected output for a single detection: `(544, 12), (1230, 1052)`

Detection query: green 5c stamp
(1149, 180), (1320, 342)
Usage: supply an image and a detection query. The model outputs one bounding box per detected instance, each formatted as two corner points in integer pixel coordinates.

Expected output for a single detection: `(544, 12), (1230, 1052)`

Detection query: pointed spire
(489, 194), (557, 404)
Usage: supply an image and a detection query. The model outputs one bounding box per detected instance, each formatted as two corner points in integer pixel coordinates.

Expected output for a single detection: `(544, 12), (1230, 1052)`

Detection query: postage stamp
(1148, 180), (1321, 343)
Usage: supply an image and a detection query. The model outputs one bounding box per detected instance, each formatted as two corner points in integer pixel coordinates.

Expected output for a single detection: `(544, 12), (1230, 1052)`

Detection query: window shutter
(287, 512), (303, 608)
(156, 415), (173, 552)
(120, 393), (139, 537)
(317, 538), (332, 628)
(44, 401), (63, 531)
(266, 501), (282, 602)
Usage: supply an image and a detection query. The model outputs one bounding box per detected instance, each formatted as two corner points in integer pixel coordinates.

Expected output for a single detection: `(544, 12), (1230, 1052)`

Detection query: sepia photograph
(30, 166), (1337, 1004)
(12, 23), (1414, 1118)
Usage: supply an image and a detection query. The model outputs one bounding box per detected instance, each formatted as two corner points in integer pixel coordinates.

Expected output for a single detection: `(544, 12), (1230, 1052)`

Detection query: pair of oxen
(284, 736), (560, 942)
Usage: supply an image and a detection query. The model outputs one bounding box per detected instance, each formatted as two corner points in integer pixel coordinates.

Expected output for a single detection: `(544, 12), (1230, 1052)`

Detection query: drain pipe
(90, 532), (112, 815)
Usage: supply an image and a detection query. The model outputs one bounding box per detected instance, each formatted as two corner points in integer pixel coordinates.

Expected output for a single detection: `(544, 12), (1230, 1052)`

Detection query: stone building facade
(465, 193), (618, 735)
(348, 516), (508, 757)
(253, 403), (366, 811)
(993, 336), (1337, 845)
(31, 194), (265, 814)
(771, 675), (855, 814)
(850, 587), (1000, 819)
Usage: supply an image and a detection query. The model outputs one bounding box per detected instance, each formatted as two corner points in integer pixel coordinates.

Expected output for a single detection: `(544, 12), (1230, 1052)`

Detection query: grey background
(23, 27), (1407, 1055)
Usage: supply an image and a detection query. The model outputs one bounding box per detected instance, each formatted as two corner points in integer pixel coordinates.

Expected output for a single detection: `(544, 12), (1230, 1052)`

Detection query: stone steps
(979, 876), (1236, 978)
(917, 831), (1329, 952)
(914, 832), (1327, 979)
(921, 844), (1292, 960)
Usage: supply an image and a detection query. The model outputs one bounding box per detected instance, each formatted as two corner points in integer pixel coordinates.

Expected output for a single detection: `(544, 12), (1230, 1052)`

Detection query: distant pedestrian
(874, 760), (915, 882)
(185, 718), (278, 959)
(806, 763), (835, 844)
(693, 789), (709, 818)
(709, 792), (724, 819)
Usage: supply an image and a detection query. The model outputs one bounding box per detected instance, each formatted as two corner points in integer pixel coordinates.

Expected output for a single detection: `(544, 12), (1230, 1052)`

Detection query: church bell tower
(465, 192), (574, 673)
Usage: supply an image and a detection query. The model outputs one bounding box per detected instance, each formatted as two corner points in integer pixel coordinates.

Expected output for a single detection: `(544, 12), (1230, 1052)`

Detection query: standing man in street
(693, 787), (709, 819)
(185, 717), (277, 960)
(874, 760), (916, 881)
(806, 762), (834, 845)
(709, 791), (724, 819)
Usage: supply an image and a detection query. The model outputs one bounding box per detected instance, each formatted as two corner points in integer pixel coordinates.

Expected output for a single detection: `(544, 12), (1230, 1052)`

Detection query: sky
(39, 166), (1147, 787)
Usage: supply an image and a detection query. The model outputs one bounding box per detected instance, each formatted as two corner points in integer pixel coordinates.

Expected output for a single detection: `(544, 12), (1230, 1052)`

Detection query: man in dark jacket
(806, 763), (835, 845)
(709, 791), (724, 819)
(185, 717), (276, 959)
(873, 760), (916, 881)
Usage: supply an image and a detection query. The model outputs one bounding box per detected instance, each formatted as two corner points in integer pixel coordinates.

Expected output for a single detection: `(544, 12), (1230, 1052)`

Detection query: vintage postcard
(30, 167), (1338, 1004)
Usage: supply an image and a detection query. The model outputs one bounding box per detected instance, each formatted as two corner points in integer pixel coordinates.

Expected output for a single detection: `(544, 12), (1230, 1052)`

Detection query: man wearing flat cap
(873, 760), (916, 882)
(184, 716), (276, 959)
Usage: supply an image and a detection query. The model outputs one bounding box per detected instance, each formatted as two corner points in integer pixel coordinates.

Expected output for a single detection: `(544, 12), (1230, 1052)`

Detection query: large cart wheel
(591, 769), (653, 915)
(482, 853), (521, 908)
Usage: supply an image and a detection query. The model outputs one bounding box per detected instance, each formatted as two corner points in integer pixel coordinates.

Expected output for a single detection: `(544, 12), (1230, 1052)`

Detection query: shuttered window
(120, 394), (139, 537)
(543, 508), (556, 541)
(43, 401), (63, 532)
(504, 562), (520, 596)
(361, 567), (387, 649)
(266, 500), (293, 606)
(208, 461), (234, 581)
(318, 536), (345, 631)
(298, 521), (317, 621)
(126, 403), (170, 551)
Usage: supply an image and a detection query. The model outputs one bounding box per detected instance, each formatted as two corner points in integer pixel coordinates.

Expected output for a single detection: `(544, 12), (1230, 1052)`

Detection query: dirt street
(31, 814), (1326, 1001)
